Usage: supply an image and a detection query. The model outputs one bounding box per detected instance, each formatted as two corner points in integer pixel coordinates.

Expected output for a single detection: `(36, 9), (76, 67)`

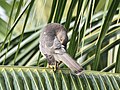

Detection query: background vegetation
(0, 0), (120, 89)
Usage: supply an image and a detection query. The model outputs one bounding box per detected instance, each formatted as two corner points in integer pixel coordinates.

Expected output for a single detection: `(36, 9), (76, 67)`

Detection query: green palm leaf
(0, 0), (120, 89)
(0, 66), (119, 90)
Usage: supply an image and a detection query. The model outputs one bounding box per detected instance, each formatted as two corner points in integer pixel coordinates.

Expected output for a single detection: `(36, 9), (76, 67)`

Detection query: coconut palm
(0, 0), (120, 89)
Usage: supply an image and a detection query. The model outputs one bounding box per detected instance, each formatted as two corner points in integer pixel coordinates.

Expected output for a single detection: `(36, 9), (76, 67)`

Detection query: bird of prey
(39, 23), (83, 75)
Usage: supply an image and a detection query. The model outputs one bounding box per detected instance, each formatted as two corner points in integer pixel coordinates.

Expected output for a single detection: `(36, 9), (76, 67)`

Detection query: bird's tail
(54, 53), (83, 75)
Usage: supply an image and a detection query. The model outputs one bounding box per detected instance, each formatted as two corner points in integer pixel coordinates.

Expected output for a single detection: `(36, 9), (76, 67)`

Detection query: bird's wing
(52, 38), (83, 74)
(40, 30), (55, 54)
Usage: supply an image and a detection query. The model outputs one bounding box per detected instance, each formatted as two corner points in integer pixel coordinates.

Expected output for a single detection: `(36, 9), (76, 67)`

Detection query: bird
(39, 23), (83, 75)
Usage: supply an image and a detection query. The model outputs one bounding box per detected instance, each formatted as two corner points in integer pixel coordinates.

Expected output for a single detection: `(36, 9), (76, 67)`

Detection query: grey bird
(39, 23), (83, 74)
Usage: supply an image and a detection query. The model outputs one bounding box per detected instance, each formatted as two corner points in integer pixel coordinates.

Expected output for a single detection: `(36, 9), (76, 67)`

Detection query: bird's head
(57, 29), (68, 49)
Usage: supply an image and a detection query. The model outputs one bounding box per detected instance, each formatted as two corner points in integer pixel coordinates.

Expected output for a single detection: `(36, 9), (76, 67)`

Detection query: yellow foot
(47, 64), (57, 71)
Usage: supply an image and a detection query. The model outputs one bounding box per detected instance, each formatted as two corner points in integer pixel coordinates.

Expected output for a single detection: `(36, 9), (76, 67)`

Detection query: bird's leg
(54, 61), (62, 71)
(52, 61), (61, 71)
(46, 63), (52, 68)
(47, 63), (55, 72)
(56, 62), (61, 69)
(53, 61), (57, 71)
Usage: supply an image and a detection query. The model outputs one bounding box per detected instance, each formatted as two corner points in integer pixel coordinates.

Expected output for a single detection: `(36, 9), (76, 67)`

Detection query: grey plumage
(39, 23), (83, 74)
